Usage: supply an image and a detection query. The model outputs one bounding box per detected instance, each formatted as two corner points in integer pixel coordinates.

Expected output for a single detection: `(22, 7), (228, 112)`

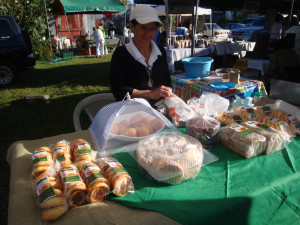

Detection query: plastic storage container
(177, 27), (185, 35)
(182, 57), (214, 78)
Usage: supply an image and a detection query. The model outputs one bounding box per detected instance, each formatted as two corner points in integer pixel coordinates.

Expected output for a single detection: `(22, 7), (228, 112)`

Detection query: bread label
(245, 121), (270, 130)
(261, 106), (271, 114)
(269, 117), (284, 129)
(244, 107), (255, 115)
(60, 168), (80, 183)
(36, 176), (56, 205)
(103, 159), (127, 174)
(227, 113), (243, 123)
(32, 150), (48, 165)
(230, 124), (254, 136)
(286, 114), (300, 129)
(77, 148), (92, 156)
(77, 143), (91, 149)
(83, 164), (104, 185)
(52, 147), (65, 160)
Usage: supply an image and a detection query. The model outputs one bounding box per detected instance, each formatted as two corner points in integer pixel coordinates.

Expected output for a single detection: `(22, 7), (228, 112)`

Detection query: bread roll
(52, 142), (72, 168)
(220, 124), (267, 158)
(234, 106), (257, 122)
(241, 121), (290, 154)
(97, 157), (134, 197)
(58, 165), (87, 207)
(217, 111), (243, 125)
(255, 115), (292, 138)
(271, 110), (300, 135)
(34, 171), (67, 221)
(78, 162), (110, 203)
(32, 147), (54, 177)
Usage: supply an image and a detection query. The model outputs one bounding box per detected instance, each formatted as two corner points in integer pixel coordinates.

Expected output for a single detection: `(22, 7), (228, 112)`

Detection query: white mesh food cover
(89, 98), (179, 156)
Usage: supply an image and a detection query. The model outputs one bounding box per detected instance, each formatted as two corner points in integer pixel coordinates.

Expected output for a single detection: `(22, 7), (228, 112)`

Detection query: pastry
(217, 111), (243, 125)
(234, 106), (257, 121)
(78, 162), (110, 203)
(136, 132), (204, 185)
(97, 157), (134, 197)
(52, 142), (72, 168)
(186, 116), (220, 149)
(241, 121), (290, 154)
(70, 139), (95, 164)
(220, 124), (267, 158)
(34, 171), (67, 221)
(255, 115), (292, 138)
(254, 105), (272, 116)
(59, 165), (87, 207)
(271, 110), (300, 135)
(32, 147), (54, 177)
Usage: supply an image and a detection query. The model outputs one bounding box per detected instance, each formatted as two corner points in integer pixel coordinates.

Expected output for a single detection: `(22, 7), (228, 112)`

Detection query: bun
(32, 147), (54, 177)
(97, 157), (134, 197)
(217, 111), (243, 125)
(52, 142), (72, 168)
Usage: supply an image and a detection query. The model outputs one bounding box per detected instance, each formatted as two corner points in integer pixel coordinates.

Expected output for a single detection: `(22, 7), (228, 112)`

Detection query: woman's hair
(130, 19), (159, 28)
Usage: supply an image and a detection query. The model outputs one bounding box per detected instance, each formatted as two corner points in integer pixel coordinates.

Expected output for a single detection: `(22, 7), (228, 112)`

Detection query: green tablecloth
(109, 135), (300, 225)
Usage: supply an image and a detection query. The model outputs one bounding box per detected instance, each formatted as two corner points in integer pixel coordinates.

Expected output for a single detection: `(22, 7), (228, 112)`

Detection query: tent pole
(165, 0), (171, 72)
(64, 11), (73, 50)
(288, 0), (295, 27)
(43, 0), (53, 57)
(191, 0), (199, 57)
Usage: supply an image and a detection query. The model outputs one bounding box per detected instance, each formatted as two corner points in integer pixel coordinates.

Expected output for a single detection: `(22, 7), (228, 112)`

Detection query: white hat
(130, 5), (162, 25)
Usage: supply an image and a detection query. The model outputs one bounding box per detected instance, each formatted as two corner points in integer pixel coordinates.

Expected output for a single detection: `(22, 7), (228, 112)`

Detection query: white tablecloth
(248, 59), (270, 75)
(214, 41), (256, 56)
(167, 46), (215, 72)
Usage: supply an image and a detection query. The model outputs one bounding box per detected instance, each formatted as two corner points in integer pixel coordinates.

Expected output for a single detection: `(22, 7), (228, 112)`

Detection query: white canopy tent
(154, 5), (211, 16)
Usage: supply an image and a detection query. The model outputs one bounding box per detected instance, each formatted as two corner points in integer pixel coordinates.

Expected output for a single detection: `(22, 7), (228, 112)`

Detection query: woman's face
(130, 22), (157, 46)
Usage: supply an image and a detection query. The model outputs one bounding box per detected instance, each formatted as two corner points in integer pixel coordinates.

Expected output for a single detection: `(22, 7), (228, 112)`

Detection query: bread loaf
(271, 110), (300, 135)
(220, 124), (267, 158)
(241, 121), (290, 154)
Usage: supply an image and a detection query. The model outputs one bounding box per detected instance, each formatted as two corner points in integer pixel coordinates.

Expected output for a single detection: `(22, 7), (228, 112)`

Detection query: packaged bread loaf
(220, 124), (267, 158)
(217, 111), (243, 125)
(51, 141), (72, 168)
(78, 162), (110, 203)
(270, 110), (300, 135)
(32, 146), (54, 177)
(70, 139), (96, 167)
(136, 132), (204, 185)
(58, 164), (87, 207)
(255, 115), (293, 138)
(97, 157), (134, 197)
(234, 106), (257, 121)
(33, 171), (68, 221)
(241, 121), (290, 154)
(254, 106), (272, 116)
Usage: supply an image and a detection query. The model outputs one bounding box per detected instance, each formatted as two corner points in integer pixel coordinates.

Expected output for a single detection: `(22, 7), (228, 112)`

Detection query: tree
(0, 0), (55, 59)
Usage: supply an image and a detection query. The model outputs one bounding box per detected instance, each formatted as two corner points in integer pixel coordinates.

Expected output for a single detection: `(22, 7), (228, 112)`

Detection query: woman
(92, 26), (104, 58)
(110, 5), (172, 108)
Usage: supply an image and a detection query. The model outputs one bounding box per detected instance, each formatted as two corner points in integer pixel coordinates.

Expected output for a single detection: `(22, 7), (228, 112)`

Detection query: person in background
(110, 5), (172, 108)
(270, 14), (283, 41)
(108, 21), (116, 37)
(98, 22), (106, 39)
(92, 26), (105, 58)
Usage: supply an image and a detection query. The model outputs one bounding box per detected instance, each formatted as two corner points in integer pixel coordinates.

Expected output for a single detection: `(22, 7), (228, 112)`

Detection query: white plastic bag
(198, 92), (230, 117)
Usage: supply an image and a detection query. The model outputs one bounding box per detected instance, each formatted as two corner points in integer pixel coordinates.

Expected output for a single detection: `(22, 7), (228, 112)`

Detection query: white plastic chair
(73, 93), (115, 131)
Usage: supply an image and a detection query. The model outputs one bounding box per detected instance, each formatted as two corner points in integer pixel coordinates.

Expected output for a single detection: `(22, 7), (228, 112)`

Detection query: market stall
(7, 96), (300, 224)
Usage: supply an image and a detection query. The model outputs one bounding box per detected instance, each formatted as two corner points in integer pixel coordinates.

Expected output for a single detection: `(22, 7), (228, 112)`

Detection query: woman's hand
(150, 85), (172, 100)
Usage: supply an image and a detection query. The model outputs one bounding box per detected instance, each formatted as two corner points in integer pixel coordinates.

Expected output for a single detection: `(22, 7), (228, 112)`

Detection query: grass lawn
(0, 55), (112, 223)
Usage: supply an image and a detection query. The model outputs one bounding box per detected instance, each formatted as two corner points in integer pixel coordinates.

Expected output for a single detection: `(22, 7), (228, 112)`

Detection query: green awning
(58, 0), (126, 13)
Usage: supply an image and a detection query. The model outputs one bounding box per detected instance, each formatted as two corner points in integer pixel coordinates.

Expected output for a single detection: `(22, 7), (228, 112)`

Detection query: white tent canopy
(154, 5), (211, 16)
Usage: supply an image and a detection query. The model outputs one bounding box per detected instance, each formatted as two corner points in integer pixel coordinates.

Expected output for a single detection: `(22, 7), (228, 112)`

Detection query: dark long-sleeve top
(110, 45), (172, 107)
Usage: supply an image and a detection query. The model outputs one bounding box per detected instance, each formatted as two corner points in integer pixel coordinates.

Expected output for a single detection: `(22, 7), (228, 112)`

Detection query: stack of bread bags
(53, 141), (87, 207)
(31, 146), (68, 221)
(71, 139), (110, 203)
(218, 105), (296, 158)
(97, 157), (134, 197)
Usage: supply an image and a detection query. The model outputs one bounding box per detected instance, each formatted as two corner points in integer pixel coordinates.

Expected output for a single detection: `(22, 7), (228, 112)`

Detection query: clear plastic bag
(198, 92), (230, 117)
(186, 116), (220, 150)
(241, 121), (291, 154)
(164, 94), (196, 127)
